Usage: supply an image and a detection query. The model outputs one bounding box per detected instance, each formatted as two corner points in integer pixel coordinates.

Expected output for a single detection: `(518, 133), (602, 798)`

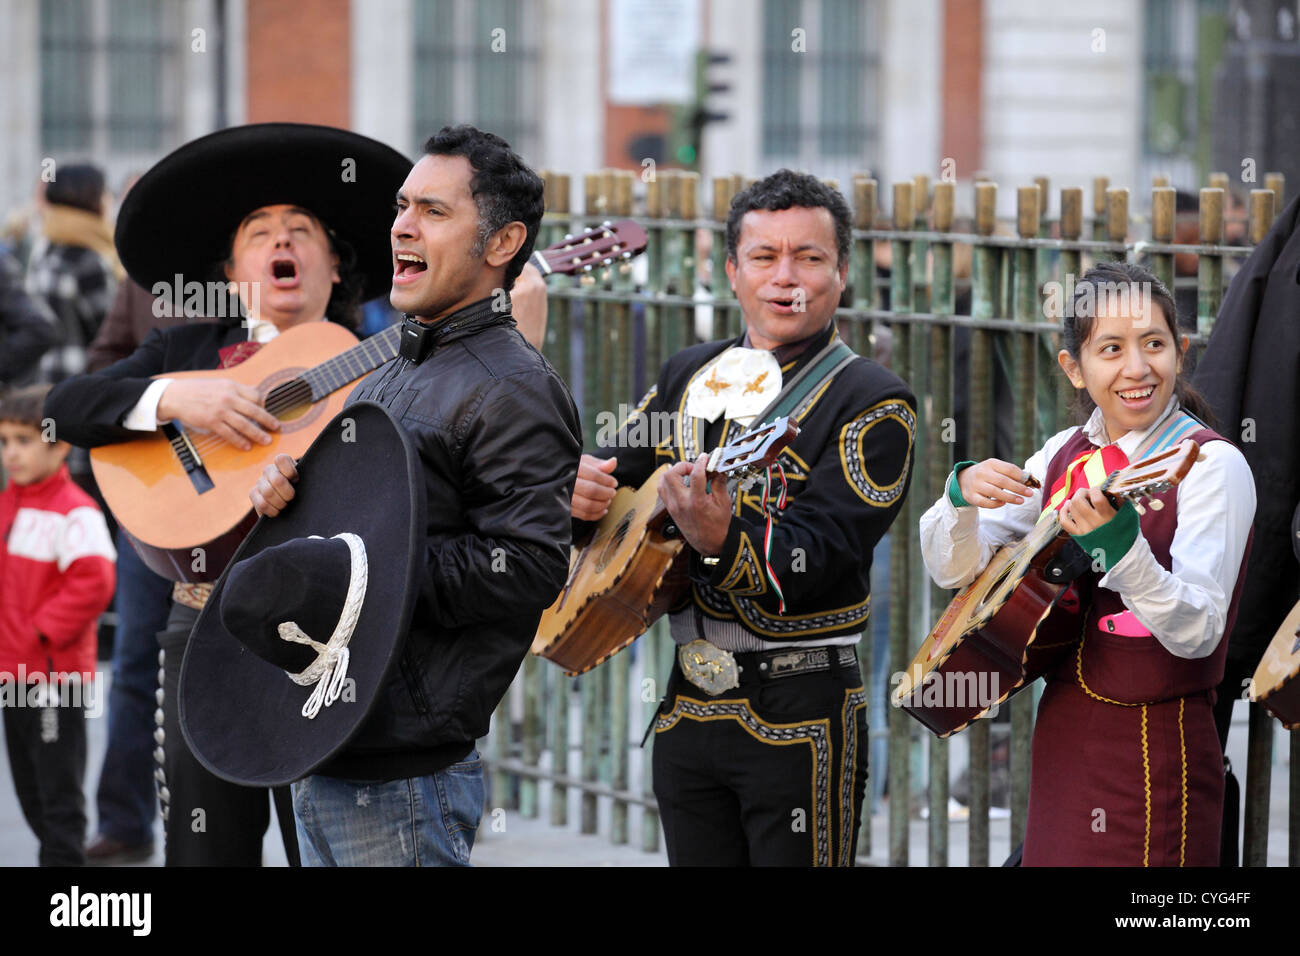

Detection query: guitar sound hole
(266, 380), (313, 422)
(975, 560), (1019, 615)
(595, 511), (634, 573)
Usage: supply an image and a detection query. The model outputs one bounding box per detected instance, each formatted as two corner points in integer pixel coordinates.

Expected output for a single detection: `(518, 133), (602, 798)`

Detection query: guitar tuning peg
(579, 274), (595, 287)
(1148, 498), (1164, 511)
(619, 263), (632, 274)
(564, 233), (573, 241)
(1133, 501), (1147, 516)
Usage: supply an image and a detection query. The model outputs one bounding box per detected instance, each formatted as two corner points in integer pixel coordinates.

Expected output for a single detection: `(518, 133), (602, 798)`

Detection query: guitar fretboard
(300, 324), (401, 399)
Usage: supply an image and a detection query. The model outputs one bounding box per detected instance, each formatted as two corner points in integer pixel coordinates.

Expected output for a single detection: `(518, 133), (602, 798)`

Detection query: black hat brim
(179, 402), (425, 787)
(115, 123), (411, 303)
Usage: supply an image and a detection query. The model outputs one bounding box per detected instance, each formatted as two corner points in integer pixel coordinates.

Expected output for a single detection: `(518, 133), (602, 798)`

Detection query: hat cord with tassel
(276, 533), (368, 719)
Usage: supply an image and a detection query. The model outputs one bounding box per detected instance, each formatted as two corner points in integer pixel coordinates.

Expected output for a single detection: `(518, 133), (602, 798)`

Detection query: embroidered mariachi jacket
(579, 322), (916, 642)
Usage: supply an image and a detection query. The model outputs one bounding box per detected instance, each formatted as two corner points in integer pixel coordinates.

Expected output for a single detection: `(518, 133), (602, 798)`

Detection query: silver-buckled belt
(751, 644), (857, 680)
(678, 640), (858, 695)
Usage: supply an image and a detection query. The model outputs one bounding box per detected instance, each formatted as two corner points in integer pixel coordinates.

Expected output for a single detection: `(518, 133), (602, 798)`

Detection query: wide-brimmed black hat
(115, 123), (411, 301)
(179, 402), (425, 787)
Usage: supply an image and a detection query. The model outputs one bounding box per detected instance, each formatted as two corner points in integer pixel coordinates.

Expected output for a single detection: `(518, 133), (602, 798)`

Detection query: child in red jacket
(0, 385), (115, 865)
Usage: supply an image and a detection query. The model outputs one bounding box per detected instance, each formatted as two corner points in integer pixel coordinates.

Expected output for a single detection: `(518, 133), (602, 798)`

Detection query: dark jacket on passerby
(26, 205), (120, 385)
(0, 251), (56, 387)
(336, 295), (582, 780)
(87, 278), (186, 372)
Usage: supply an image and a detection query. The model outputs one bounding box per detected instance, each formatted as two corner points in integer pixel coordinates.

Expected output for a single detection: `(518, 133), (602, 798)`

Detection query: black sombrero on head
(115, 123), (411, 302)
(179, 402), (425, 787)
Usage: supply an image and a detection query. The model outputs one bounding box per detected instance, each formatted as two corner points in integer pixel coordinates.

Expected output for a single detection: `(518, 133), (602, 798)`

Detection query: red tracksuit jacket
(0, 464), (115, 679)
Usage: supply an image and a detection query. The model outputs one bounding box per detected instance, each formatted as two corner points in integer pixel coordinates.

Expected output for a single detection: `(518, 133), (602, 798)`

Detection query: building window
(412, 0), (541, 160)
(40, 0), (94, 152)
(761, 0), (880, 165)
(40, 0), (182, 161)
(1141, 0), (1229, 185)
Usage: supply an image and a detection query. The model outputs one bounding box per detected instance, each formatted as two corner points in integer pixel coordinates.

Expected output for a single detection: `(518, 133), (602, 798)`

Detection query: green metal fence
(482, 167), (1297, 866)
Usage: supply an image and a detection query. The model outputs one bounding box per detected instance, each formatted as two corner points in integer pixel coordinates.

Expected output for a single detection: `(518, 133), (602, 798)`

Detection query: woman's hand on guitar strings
(1059, 487), (1117, 536)
(250, 453), (300, 518)
(957, 458), (1037, 509)
(658, 453), (732, 558)
(157, 378), (280, 451)
(571, 454), (618, 521)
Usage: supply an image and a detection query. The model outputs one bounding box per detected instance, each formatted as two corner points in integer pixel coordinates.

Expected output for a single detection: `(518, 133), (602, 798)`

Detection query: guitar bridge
(163, 423), (214, 494)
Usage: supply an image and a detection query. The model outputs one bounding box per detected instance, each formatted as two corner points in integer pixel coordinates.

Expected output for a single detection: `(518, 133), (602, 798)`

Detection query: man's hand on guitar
(249, 453), (299, 518)
(658, 453), (732, 557)
(572, 454), (618, 521)
(157, 378), (280, 452)
(957, 459), (1035, 509)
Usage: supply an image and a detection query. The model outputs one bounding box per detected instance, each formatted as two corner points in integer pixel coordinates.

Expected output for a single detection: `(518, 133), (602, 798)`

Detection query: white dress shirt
(918, 399), (1256, 660)
(121, 317), (282, 431)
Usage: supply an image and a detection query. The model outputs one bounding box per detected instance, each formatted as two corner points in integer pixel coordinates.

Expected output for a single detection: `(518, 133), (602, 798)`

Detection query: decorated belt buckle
(678, 640), (741, 696)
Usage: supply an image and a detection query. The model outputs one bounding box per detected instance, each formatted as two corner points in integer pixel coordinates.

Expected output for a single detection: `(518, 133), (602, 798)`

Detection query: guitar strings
(180, 381), (315, 460)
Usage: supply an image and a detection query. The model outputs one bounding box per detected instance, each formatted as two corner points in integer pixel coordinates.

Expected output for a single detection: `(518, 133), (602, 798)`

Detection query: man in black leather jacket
(252, 125), (581, 866)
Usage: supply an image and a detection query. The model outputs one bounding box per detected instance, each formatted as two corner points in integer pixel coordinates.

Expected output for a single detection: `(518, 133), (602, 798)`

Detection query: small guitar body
(894, 438), (1202, 737)
(90, 321), (362, 581)
(533, 417), (799, 675)
(532, 465), (690, 675)
(893, 536), (1084, 737)
(1253, 598), (1300, 730)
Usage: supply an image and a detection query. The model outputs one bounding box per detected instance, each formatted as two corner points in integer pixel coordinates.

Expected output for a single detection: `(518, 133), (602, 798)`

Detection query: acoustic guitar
(91, 220), (649, 582)
(1253, 599), (1300, 730)
(532, 417), (799, 675)
(893, 439), (1201, 737)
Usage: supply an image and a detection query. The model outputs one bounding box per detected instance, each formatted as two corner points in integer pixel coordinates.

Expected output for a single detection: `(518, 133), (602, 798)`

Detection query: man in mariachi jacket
(571, 170), (916, 866)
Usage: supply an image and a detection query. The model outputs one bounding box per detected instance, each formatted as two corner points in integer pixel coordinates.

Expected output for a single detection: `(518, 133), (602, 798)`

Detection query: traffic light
(669, 49), (732, 169)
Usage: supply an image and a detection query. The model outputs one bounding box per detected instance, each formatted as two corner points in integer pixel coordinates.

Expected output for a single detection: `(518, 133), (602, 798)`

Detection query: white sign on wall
(608, 0), (701, 105)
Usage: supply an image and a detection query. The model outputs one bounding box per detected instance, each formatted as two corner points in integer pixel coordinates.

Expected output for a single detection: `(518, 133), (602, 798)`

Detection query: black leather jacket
(324, 297), (582, 780)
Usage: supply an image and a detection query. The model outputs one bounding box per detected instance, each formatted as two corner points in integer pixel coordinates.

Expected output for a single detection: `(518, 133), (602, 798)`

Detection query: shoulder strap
(753, 336), (858, 423)
(1132, 409), (1204, 461)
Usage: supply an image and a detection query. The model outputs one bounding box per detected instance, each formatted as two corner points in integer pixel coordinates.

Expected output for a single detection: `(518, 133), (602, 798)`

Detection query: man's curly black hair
(725, 169), (852, 267)
(422, 125), (545, 290)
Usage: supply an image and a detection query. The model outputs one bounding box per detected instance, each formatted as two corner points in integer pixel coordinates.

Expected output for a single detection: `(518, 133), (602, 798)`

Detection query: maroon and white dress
(919, 401), (1256, 866)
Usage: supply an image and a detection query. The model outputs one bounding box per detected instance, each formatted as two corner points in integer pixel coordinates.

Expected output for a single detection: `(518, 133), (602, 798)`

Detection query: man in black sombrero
(43, 123), (413, 865)
(250, 125), (582, 866)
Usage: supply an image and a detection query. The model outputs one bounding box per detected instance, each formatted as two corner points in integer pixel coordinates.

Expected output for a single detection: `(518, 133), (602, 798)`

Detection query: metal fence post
(1007, 185), (1041, 852)
(888, 180), (914, 867)
(966, 180), (999, 868)
(1197, 187), (1225, 336)
(927, 180), (956, 867)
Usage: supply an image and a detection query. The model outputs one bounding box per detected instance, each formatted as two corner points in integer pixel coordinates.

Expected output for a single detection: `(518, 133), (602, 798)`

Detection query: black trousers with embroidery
(158, 602), (299, 866)
(651, 653), (868, 866)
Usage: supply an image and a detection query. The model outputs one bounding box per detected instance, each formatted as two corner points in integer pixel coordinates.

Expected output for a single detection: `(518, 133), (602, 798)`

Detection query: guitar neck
(296, 234), (636, 402)
(300, 324), (401, 400)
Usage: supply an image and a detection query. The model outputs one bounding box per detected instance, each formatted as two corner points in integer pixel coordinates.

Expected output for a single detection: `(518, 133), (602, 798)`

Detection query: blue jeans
(291, 751), (485, 866)
(94, 529), (173, 845)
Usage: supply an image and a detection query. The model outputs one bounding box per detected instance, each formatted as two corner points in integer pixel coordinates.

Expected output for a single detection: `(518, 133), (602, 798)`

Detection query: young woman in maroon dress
(919, 261), (1255, 866)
